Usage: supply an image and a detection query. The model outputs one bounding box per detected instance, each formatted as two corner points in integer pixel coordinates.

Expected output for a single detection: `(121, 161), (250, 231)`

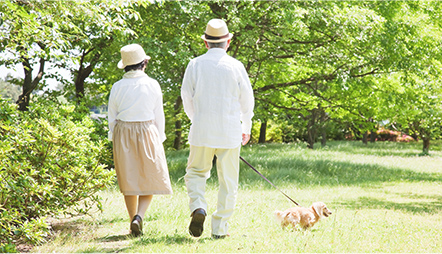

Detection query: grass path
(33, 141), (442, 253)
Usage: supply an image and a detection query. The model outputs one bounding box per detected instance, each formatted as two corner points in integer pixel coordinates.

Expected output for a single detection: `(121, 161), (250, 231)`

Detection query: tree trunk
(17, 52), (45, 111)
(258, 121), (267, 143)
(321, 129), (327, 147)
(307, 110), (317, 149)
(320, 109), (327, 147)
(173, 96), (183, 150)
(74, 70), (86, 100)
(74, 67), (88, 100)
(370, 130), (377, 143)
(74, 49), (101, 101)
(362, 131), (368, 145)
(422, 137), (430, 154)
(368, 118), (376, 143)
(358, 123), (368, 145)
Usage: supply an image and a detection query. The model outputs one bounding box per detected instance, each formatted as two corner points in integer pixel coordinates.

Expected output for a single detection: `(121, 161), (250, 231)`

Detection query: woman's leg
(125, 195), (152, 236)
(124, 195), (154, 219)
(137, 195), (153, 218)
(124, 195), (138, 221)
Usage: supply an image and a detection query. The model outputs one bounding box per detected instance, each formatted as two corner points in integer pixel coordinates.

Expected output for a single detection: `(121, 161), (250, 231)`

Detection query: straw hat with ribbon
(117, 44), (151, 69)
(201, 19), (233, 43)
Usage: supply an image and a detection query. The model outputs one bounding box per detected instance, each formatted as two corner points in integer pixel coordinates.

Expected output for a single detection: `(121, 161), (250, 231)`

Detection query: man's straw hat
(201, 19), (233, 43)
(117, 44), (151, 69)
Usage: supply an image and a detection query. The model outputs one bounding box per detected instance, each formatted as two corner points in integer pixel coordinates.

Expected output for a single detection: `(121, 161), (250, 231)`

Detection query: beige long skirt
(113, 120), (173, 196)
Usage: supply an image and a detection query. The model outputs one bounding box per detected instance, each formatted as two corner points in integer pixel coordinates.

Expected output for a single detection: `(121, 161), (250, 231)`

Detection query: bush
(377, 128), (400, 141)
(376, 128), (416, 142)
(0, 98), (114, 251)
(89, 114), (114, 170)
(396, 134), (415, 142)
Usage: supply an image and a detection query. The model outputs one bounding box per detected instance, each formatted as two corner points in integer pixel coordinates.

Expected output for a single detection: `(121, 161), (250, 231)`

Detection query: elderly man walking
(181, 19), (255, 239)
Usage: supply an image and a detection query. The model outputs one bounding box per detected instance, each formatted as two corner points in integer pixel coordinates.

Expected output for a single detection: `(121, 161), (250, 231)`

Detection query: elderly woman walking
(108, 44), (173, 236)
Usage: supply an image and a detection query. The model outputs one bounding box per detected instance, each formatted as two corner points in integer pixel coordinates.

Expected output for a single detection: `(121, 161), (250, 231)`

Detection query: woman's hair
(124, 59), (148, 72)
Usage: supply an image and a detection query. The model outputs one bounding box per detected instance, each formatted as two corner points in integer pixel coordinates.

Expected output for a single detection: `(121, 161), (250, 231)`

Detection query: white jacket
(108, 70), (166, 142)
(181, 48), (255, 148)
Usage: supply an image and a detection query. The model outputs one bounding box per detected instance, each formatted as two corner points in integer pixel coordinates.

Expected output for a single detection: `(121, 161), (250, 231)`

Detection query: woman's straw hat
(201, 19), (233, 43)
(117, 44), (151, 69)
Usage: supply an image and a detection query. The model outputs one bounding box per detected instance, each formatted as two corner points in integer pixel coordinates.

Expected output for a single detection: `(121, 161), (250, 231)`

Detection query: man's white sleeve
(238, 65), (255, 134)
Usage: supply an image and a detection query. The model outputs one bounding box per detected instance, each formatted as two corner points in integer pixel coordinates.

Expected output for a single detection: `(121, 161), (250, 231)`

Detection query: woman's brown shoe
(130, 215), (143, 237)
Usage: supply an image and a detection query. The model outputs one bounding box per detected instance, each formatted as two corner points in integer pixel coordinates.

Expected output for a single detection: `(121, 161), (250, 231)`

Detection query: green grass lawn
(33, 141), (442, 253)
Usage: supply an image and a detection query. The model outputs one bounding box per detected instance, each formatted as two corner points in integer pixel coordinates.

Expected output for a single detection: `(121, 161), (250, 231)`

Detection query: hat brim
(201, 33), (233, 43)
(117, 60), (125, 69)
(117, 56), (151, 69)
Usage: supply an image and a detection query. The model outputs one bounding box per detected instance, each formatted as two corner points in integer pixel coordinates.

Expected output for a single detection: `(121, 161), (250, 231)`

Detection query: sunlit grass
(33, 141), (442, 253)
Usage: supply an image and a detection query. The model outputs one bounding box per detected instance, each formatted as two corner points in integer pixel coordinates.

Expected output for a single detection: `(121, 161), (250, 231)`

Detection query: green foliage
(1, 1), (442, 151)
(251, 114), (349, 144)
(0, 98), (114, 249)
(0, 243), (18, 253)
(0, 78), (21, 102)
(393, 73), (442, 148)
(251, 120), (283, 143)
(89, 114), (114, 170)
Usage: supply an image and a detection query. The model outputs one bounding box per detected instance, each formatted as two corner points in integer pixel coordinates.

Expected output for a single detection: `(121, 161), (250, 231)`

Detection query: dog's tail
(274, 210), (286, 223)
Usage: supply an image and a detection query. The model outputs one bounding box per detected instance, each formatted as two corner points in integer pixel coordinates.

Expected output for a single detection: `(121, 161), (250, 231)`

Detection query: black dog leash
(239, 156), (301, 207)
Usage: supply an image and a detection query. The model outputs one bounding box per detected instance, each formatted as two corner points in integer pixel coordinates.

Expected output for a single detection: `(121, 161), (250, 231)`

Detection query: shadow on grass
(133, 233), (194, 245)
(166, 142), (441, 189)
(50, 220), (83, 234)
(317, 140), (429, 157)
(247, 141), (442, 158)
(79, 234), (194, 253)
(237, 156), (441, 188)
(165, 142), (441, 216)
(133, 234), (239, 245)
(339, 196), (442, 214)
(80, 245), (131, 253)
(79, 234), (133, 253)
(49, 218), (92, 237)
(95, 234), (131, 242)
(88, 233), (193, 253)
(96, 216), (126, 224)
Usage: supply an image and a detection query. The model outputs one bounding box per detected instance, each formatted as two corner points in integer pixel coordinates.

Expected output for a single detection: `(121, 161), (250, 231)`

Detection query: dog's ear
(312, 202), (324, 218)
(274, 210), (285, 223)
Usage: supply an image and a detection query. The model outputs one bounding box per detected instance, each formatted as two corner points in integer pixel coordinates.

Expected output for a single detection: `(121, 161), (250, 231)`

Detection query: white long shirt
(181, 48), (255, 148)
(108, 70), (166, 142)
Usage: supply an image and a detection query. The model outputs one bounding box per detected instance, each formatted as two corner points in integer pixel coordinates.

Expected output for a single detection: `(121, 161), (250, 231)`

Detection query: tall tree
(129, 1), (208, 149)
(373, 1), (442, 153)
(0, 1), (61, 110)
(3, 0), (440, 152)
(0, 1), (141, 110)
(57, 1), (141, 105)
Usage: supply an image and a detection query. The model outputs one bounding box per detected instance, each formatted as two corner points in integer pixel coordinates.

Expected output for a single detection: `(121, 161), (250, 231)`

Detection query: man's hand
(242, 133), (250, 145)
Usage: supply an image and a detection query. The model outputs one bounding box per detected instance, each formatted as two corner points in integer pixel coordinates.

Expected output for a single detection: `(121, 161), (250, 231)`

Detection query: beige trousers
(184, 145), (240, 236)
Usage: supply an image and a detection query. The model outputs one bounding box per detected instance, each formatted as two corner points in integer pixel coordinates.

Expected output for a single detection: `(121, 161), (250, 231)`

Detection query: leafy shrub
(396, 134), (415, 142)
(251, 117), (350, 144)
(0, 97), (114, 251)
(89, 114), (114, 170)
(377, 128), (400, 141)
(251, 120), (284, 143)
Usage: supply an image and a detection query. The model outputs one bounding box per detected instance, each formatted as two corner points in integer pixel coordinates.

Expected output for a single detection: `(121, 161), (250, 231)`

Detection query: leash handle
(240, 156), (300, 207)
